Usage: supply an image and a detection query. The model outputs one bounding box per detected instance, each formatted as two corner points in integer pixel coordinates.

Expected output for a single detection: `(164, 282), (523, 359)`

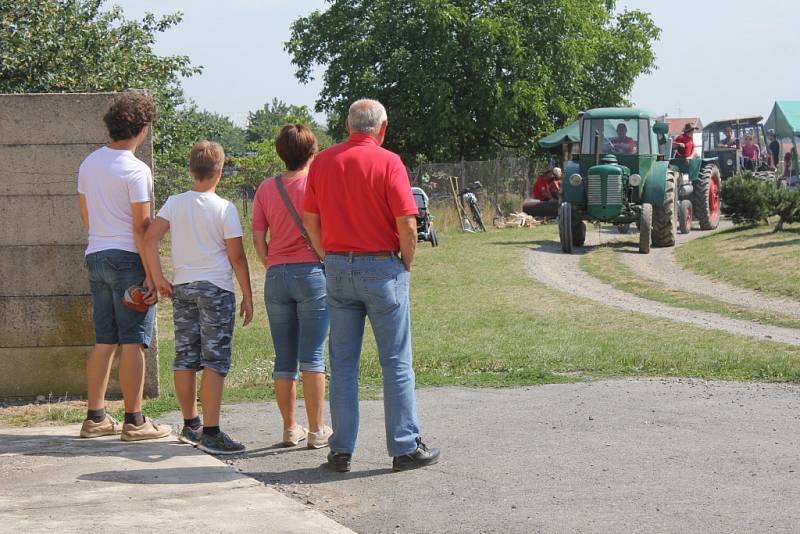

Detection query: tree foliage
(286, 0), (661, 163)
(235, 98), (333, 176)
(0, 0), (201, 166)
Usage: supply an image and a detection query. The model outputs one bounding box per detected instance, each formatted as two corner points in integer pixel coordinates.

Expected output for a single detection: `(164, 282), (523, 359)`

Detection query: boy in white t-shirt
(144, 141), (253, 454)
(78, 91), (171, 442)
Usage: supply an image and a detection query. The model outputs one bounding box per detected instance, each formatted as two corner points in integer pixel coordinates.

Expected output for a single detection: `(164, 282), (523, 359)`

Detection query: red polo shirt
(674, 133), (694, 158)
(303, 133), (418, 252)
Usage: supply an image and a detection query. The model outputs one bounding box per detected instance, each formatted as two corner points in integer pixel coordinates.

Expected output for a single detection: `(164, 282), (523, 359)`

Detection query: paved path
(0, 425), (352, 534)
(166, 380), (800, 533)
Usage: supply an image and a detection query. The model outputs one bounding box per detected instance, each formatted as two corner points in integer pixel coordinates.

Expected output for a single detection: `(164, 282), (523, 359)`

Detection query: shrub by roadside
(721, 172), (800, 232)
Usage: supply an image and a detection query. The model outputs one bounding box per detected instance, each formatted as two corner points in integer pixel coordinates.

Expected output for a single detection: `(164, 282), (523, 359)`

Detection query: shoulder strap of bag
(274, 174), (323, 263)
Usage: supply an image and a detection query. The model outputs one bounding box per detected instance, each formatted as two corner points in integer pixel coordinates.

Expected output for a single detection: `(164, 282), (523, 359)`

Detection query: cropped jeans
(324, 253), (420, 457)
(265, 262), (328, 380)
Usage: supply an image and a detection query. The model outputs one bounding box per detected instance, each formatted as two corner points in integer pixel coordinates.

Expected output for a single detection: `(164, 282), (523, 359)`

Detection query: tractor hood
(586, 155), (628, 220)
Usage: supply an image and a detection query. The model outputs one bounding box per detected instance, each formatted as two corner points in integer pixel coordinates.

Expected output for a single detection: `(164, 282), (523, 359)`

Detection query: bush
(721, 172), (800, 231)
(720, 172), (773, 225)
(770, 185), (800, 232)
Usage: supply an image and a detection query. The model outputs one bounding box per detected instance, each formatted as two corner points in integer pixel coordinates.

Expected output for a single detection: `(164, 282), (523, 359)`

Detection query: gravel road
(524, 222), (800, 345)
(620, 224), (800, 318)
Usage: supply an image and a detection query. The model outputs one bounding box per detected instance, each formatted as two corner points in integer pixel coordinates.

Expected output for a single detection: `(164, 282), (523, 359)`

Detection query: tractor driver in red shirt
(673, 123), (697, 158)
(609, 123), (636, 155)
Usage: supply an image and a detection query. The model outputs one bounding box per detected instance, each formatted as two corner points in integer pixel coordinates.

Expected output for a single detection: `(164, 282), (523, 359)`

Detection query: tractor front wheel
(558, 202), (573, 253)
(573, 219), (586, 246)
(678, 199), (692, 234)
(692, 164), (722, 230)
(639, 203), (652, 254)
(652, 171), (676, 247)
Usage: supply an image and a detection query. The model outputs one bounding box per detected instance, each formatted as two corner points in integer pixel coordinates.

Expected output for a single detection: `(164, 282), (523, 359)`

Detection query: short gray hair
(347, 99), (387, 134)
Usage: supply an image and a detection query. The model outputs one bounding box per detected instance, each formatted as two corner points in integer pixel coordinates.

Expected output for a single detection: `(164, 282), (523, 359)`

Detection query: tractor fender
(642, 160), (670, 206)
(562, 160), (584, 204)
(692, 158), (719, 183)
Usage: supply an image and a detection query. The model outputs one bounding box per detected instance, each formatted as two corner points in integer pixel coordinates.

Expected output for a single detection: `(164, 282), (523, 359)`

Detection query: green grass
(141, 222), (798, 421)
(580, 245), (800, 330)
(677, 223), (800, 300)
(5, 220), (800, 427)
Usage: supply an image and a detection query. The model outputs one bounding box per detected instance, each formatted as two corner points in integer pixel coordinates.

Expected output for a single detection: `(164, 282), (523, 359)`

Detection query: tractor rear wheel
(692, 164), (722, 230)
(652, 171), (676, 247)
(639, 203), (652, 254)
(678, 199), (692, 234)
(558, 202), (573, 253)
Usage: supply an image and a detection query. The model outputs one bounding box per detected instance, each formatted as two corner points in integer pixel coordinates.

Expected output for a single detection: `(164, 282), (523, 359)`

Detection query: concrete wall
(0, 93), (159, 399)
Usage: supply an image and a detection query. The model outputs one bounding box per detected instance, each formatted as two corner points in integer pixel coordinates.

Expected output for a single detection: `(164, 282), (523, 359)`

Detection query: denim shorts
(172, 281), (236, 376)
(265, 262), (328, 380)
(85, 249), (155, 347)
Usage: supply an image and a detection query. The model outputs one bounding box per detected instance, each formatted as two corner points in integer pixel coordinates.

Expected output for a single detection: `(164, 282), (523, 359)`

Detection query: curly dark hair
(103, 91), (160, 141)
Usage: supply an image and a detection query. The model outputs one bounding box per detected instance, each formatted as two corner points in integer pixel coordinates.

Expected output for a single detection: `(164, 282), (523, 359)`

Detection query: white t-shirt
(157, 191), (243, 293)
(78, 146), (154, 255)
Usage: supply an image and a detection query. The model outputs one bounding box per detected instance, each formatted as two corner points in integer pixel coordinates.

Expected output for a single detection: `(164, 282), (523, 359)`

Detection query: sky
(112, 0), (799, 127)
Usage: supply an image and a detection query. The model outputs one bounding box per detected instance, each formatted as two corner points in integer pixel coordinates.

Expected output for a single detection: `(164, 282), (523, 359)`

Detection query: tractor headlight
(629, 173), (642, 187)
(569, 173), (582, 186)
(726, 158), (734, 166)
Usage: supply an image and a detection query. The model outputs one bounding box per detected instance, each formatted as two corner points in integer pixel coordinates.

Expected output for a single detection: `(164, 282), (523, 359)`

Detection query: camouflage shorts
(172, 281), (235, 376)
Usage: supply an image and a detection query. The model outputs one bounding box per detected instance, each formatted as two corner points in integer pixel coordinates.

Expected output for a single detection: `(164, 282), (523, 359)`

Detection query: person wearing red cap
(673, 123), (697, 158)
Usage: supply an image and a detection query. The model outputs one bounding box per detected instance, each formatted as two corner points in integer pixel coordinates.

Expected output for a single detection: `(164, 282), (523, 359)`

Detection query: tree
(246, 98), (333, 148)
(286, 0), (661, 163)
(0, 0), (200, 167)
(160, 108), (248, 165)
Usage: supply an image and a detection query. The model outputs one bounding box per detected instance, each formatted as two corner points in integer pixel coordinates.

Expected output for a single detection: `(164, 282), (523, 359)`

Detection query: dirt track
(524, 221), (800, 345)
(622, 223), (800, 318)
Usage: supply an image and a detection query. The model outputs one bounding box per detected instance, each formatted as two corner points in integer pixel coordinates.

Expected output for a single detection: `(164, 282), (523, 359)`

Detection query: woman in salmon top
(252, 124), (332, 449)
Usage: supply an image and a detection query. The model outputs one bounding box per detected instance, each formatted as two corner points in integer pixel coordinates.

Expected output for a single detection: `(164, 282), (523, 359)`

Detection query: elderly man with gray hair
(303, 99), (440, 473)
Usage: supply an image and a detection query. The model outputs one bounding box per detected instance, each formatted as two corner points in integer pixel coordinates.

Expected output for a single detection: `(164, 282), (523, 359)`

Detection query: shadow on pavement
(248, 464), (394, 486)
(78, 465), (237, 484)
(0, 432), (198, 463)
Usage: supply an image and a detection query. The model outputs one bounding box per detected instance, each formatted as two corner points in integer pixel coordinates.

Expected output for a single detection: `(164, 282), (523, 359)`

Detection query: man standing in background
(303, 99), (440, 473)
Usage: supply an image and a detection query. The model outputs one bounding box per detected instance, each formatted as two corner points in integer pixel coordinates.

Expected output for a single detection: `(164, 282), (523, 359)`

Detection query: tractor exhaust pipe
(594, 130), (600, 165)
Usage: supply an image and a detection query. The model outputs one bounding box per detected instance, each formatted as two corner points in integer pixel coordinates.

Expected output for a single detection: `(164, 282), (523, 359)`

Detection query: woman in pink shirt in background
(251, 124), (332, 449)
(742, 135), (761, 171)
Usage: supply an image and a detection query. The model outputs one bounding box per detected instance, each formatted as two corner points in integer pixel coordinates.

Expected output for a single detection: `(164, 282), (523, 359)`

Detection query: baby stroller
(411, 187), (438, 247)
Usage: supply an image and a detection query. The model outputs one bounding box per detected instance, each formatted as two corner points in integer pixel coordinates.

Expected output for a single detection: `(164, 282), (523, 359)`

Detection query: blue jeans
(265, 262), (328, 380)
(325, 253), (420, 457)
(85, 249), (155, 347)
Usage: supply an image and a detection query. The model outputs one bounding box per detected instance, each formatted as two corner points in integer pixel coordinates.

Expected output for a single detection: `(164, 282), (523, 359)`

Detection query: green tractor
(559, 108), (677, 254)
(702, 116), (772, 179)
(667, 144), (722, 232)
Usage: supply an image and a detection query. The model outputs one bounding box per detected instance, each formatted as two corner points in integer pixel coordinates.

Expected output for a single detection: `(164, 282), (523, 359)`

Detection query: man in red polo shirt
(303, 99), (440, 473)
(673, 123), (697, 158)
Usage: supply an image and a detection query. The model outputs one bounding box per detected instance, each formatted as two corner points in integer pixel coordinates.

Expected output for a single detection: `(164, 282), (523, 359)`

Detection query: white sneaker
(282, 424), (308, 447)
(307, 425), (333, 449)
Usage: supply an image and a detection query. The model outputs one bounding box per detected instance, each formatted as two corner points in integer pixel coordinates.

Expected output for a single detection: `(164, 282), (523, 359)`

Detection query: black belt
(326, 251), (398, 259)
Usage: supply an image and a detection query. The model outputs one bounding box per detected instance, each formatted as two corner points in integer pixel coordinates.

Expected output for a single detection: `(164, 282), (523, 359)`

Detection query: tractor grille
(606, 174), (622, 204)
(588, 174), (622, 205)
(587, 174), (602, 204)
